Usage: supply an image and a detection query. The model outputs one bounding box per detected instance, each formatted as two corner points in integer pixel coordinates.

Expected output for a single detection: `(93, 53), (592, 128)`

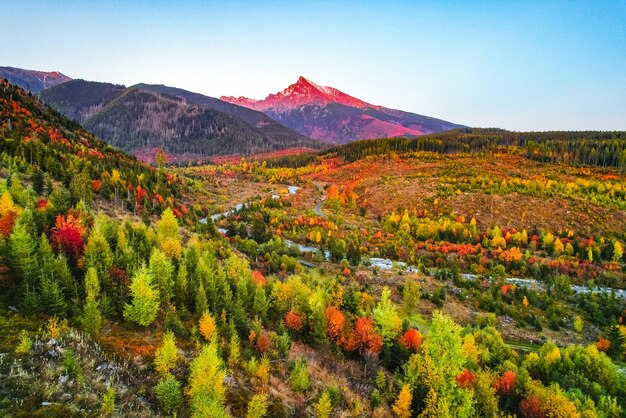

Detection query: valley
(0, 79), (625, 417)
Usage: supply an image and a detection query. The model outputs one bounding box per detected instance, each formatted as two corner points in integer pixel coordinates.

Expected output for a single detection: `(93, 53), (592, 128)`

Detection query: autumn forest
(0, 72), (625, 418)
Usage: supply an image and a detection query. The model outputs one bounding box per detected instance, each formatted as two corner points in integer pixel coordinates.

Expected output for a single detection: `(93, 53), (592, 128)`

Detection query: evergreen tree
(606, 325), (625, 360)
(392, 385), (412, 418)
(124, 264), (160, 327)
(155, 374), (183, 416)
(247, 393), (268, 418)
(228, 328), (241, 369)
(314, 391), (333, 418)
(81, 267), (102, 335)
(149, 248), (174, 305)
(42, 277), (67, 317)
(187, 342), (228, 418)
(156, 208), (181, 258)
(9, 222), (38, 294)
(252, 285), (268, 320)
(174, 263), (189, 309)
(195, 282), (208, 317)
(154, 331), (179, 376)
(83, 228), (114, 288)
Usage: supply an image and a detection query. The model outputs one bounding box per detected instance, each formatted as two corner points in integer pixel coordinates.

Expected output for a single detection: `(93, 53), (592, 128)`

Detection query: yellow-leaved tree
(156, 208), (182, 258)
(123, 264), (160, 327)
(199, 311), (217, 342)
(186, 342), (228, 418)
(154, 331), (179, 376)
(392, 384), (412, 418)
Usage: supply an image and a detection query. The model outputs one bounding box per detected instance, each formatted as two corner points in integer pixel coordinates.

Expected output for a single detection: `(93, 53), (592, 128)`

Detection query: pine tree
(199, 311), (217, 342)
(252, 285), (268, 320)
(228, 326), (241, 368)
(37, 234), (56, 278)
(187, 342), (228, 418)
(154, 331), (179, 376)
(156, 208), (181, 258)
(392, 385), (412, 418)
(124, 264), (160, 327)
(81, 267), (102, 335)
(149, 248), (174, 305)
(42, 277), (67, 317)
(314, 391), (333, 418)
(174, 263), (189, 309)
(83, 228), (114, 288)
(246, 393), (268, 418)
(155, 374), (183, 416)
(101, 385), (115, 416)
(289, 359), (310, 393)
(607, 325), (625, 360)
(195, 282), (208, 317)
(55, 254), (78, 312)
(9, 222), (38, 288)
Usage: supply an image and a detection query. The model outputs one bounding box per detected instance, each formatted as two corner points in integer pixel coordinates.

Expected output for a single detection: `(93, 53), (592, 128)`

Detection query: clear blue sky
(2, 0), (625, 131)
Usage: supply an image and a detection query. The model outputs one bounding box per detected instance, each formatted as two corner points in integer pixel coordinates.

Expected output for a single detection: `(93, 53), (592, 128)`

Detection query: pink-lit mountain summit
(222, 76), (464, 143)
(222, 76), (373, 111)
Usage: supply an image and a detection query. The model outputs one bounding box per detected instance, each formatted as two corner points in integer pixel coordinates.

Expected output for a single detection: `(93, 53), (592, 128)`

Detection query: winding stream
(201, 186), (625, 300)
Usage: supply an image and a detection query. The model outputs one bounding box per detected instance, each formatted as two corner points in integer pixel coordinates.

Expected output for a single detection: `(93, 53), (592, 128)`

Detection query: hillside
(133, 83), (313, 146)
(0, 78), (192, 217)
(40, 79), (324, 161)
(222, 76), (465, 143)
(0, 66), (71, 93)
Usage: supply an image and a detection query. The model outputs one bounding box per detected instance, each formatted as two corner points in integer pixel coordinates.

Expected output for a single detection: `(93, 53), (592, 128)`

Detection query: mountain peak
(221, 76), (465, 143)
(290, 76), (333, 96)
(221, 76), (374, 111)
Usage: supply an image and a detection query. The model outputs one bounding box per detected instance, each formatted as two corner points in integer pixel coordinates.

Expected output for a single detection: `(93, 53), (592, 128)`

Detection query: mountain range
(221, 76), (465, 143)
(38, 80), (320, 162)
(2, 65), (464, 158)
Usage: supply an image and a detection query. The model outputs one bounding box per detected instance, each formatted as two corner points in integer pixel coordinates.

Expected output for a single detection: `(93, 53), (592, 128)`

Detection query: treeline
(266, 129), (626, 169)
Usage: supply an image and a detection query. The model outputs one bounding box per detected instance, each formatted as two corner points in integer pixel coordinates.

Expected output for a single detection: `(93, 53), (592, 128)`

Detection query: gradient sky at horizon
(2, 0), (625, 131)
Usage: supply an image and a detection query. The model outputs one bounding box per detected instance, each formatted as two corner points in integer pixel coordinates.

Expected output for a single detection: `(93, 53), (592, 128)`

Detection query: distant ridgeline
(267, 129), (626, 169)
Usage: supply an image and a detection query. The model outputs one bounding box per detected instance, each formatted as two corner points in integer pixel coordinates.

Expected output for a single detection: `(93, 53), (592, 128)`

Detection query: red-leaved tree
(351, 317), (383, 355)
(51, 214), (85, 262)
(252, 270), (266, 286)
(519, 397), (546, 418)
(284, 309), (303, 332)
(494, 370), (517, 396)
(256, 331), (271, 353)
(325, 306), (345, 343)
(399, 328), (422, 351)
(455, 369), (476, 389)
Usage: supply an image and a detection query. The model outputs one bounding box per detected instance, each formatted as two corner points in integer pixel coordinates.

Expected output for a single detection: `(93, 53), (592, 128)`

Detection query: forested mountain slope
(40, 80), (323, 161)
